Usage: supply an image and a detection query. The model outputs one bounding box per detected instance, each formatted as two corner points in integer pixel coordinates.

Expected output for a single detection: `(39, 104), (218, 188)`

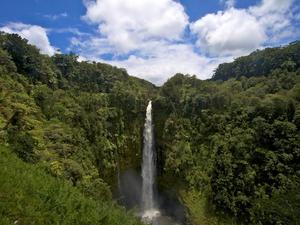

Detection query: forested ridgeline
(154, 41), (300, 224)
(213, 41), (300, 81)
(1, 31), (300, 225)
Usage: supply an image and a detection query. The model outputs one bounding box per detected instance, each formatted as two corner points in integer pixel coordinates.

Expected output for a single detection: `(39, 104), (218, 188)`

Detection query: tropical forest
(1, 1), (300, 225)
(0, 30), (300, 225)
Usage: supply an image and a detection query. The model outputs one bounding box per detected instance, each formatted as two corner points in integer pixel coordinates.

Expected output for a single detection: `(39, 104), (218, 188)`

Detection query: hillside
(0, 145), (142, 225)
(212, 41), (300, 81)
(153, 60), (300, 223)
(0, 32), (157, 224)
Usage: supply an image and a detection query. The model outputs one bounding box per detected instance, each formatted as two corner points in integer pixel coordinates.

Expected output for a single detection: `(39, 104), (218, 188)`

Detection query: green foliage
(213, 41), (300, 81)
(0, 32), (156, 224)
(0, 48), (17, 73)
(0, 145), (142, 225)
(251, 185), (300, 224)
(0, 32), (58, 85)
(1, 31), (300, 225)
(7, 126), (38, 163)
(155, 53), (300, 224)
(181, 189), (238, 225)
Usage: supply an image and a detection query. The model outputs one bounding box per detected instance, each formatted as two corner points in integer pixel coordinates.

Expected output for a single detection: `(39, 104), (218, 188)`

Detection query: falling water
(141, 101), (160, 220)
(141, 101), (181, 225)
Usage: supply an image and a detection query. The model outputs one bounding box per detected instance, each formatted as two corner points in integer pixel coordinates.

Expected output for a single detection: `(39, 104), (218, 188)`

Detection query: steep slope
(153, 66), (300, 224)
(0, 145), (142, 225)
(0, 32), (157, 222)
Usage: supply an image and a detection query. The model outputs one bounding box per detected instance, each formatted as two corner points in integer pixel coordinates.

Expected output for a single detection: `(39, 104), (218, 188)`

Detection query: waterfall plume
(141, 101), (160, 220)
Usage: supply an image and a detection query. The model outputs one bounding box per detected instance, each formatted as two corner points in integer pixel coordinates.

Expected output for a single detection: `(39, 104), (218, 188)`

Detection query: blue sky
(1, 0), (300, 84)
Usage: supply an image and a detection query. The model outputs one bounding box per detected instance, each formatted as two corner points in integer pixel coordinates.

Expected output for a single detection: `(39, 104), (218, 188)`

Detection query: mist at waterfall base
(118, 170), (185, 223)
(117, 101), (185, 225)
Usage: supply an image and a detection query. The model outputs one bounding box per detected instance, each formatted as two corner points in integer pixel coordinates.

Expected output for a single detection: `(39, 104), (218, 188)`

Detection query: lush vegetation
(0, 144), (142, 225)
(0, 32), (155, 224)
(213, 41), (300, 81)
(1, 31), (300, 225)
(154, 41), (300, 225)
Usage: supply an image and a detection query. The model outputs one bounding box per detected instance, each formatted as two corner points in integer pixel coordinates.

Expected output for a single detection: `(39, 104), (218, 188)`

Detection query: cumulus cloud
(73, 0), (209, 84)
(106, 43), (230, 85)
(191, 8), (266, 56)
(0, 22), (56, 55)
(191, 0), (296, 57)
(71, 36), (231, 84)
(71, 0), (300, 85)
(82, 0), (189, 53)
(249, 0), (295, 42)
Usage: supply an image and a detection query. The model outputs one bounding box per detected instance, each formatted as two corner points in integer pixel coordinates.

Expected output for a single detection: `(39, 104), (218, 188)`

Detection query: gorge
(0, 32), (300, 225)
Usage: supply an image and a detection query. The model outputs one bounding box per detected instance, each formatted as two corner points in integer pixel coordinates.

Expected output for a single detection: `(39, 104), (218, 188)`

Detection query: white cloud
(72, 0), (300, 85)
(72, 36), (231, 85)
(0, 22), (56, 56)
(249, 0), (295, 42)
(220, 0), (235, 9)
(107, 46), (229, 85)
(190, 8), (266, 56)
(75, 0), (205, 84)
(249, 0), (293, 16)
(69, 35), (114, 58)
(191, 0), (296, 57)
(53, 27), (89, 36)
(295, 12), (300, 21)
(44, 12), (68, 20)
(82, 0), (189, 53)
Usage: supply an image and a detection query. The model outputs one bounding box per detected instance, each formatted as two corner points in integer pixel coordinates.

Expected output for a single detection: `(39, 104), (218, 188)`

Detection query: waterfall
(141, 101), (160, 220)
